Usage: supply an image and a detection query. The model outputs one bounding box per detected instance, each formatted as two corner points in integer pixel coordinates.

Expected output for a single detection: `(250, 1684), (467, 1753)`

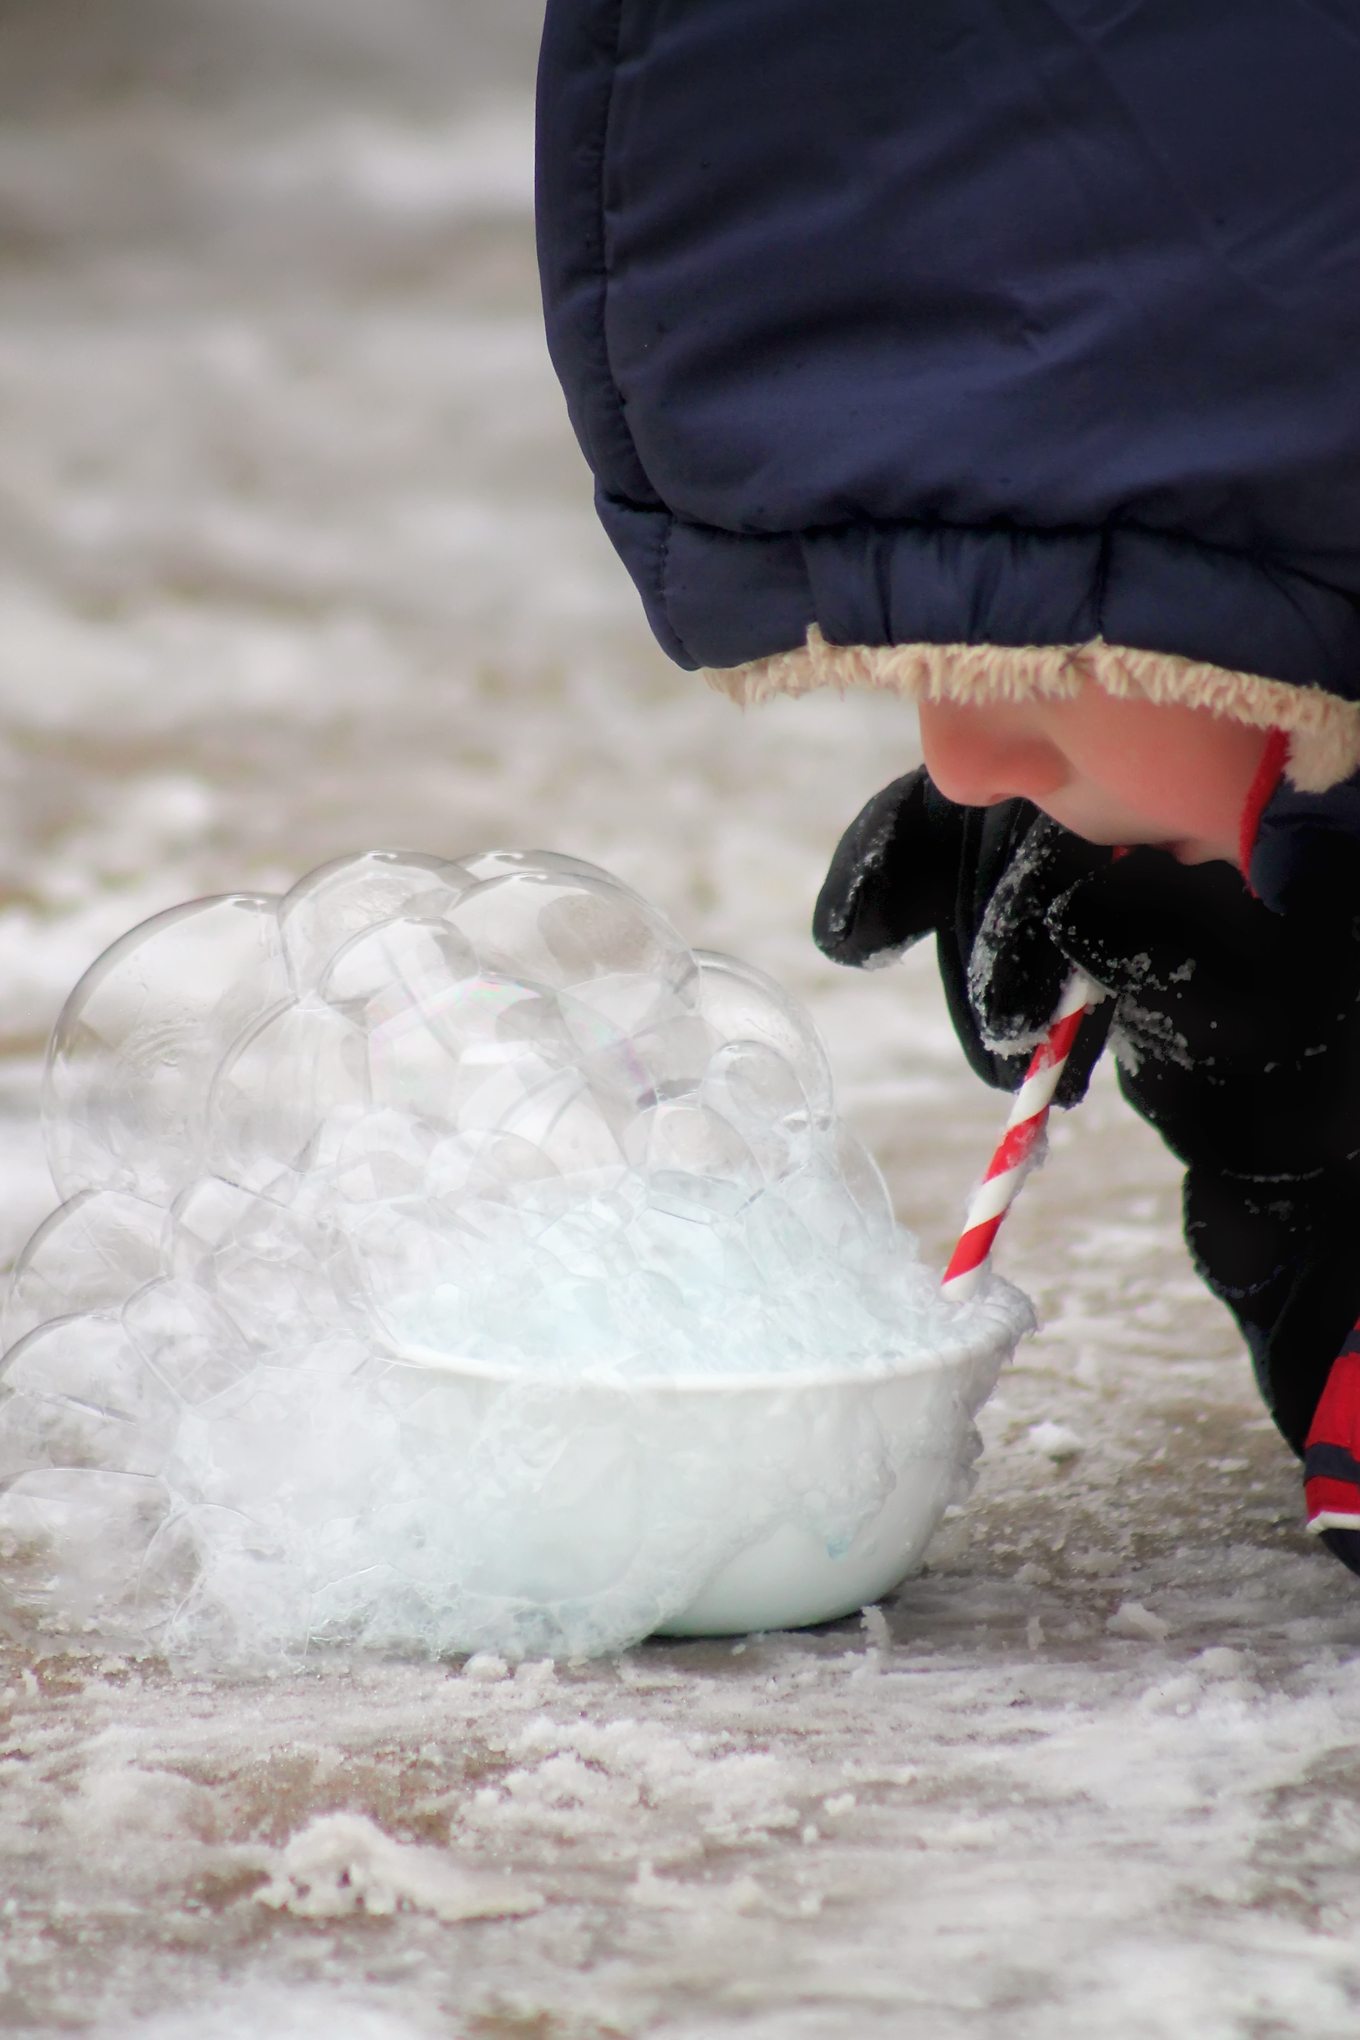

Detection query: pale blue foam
(0, 850), (1028, 1661)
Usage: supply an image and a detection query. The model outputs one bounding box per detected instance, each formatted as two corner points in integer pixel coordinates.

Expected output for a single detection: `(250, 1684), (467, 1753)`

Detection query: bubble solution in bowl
(0, 850), (1031, 1662)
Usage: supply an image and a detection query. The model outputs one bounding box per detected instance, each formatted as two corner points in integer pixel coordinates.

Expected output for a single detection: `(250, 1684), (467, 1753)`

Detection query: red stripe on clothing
(1238, 727), (1288, 881)
(1305, 1345), (1360, 1454)
(1305, 1474), (1360, 1526)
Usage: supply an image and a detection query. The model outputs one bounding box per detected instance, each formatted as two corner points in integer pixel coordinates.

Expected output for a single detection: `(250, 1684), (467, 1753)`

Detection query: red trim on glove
(1238, 728), (1288, 883)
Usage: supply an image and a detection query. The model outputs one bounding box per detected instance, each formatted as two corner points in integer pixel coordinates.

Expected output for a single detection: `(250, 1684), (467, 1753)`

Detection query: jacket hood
(703, 627), (1360, 799)
(537, 0), (1360, 813)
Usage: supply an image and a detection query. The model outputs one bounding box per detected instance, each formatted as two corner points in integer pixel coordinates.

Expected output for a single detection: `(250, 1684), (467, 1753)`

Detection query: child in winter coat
(533, 1), (1360, 1569)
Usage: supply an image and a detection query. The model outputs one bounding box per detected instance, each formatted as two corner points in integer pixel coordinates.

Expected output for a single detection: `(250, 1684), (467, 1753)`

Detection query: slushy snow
(5, 8), (1359, 2033)
(0, 849), (1028, 1661)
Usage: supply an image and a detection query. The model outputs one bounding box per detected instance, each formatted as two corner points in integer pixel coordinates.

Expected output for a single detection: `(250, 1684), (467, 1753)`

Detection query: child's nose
(917, 699), (1066, 809)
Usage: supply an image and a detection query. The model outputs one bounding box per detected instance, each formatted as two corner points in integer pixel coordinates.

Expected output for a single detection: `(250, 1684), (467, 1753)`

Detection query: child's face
(917, 687), (1271, 865)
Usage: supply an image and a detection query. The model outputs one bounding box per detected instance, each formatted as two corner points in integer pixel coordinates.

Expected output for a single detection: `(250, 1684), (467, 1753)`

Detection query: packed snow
(3, 3), (1360, 2035)
(1, 849), (1026, 1659)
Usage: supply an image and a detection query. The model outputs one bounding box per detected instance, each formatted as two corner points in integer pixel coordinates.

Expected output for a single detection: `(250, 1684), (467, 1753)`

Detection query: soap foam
(0, 850), (1028, 1660)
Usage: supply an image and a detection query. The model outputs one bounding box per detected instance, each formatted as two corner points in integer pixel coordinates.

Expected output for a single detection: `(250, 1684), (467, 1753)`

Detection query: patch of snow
(1025, 1420), (1084, 1460)
(255, 1810), (544, 1923)
(1107, 1601), (1172, 1642)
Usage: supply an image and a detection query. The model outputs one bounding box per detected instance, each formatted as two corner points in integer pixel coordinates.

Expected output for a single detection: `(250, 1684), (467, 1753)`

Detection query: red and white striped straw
(941, 970), (1101, 1301)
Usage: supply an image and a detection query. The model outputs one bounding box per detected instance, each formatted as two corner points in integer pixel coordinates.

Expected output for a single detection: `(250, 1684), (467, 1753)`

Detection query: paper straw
(941, 971), (1100, 1301)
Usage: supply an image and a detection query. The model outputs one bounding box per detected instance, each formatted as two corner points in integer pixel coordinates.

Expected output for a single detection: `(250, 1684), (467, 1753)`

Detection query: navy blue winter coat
(536, 0), (1360, 798)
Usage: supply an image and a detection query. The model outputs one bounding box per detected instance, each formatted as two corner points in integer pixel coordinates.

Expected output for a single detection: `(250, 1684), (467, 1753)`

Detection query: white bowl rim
(381, 1309), (1019, 1395)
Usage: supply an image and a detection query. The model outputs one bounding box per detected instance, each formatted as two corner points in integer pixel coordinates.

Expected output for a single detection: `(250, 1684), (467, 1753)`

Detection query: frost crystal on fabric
(0, 850), (1028, 1662)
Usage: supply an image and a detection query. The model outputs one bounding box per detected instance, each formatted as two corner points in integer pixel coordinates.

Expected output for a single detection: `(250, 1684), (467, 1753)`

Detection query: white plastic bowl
(392, 1291), (1024, 1639)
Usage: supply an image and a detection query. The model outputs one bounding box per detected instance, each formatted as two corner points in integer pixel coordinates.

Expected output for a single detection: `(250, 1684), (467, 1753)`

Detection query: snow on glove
(1045, 850), (1360, 1469)
(1046, 849), (1360, 1181)
(814, 768), (1115, 1107)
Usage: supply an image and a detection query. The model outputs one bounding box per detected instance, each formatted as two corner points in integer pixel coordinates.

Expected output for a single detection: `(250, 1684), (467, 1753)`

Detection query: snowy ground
(3, 6), (1360, 2035)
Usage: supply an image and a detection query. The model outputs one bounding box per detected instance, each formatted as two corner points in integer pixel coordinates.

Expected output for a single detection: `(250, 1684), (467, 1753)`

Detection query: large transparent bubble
(0, 850), (1029, 1662)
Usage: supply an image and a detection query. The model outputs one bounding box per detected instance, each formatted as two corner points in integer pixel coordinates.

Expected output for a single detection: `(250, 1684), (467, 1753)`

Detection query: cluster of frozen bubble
(0, 851), (1021, 1662)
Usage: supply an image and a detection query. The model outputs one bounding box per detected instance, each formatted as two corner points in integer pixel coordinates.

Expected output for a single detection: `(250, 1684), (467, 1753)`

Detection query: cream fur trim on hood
(703, 626), (1360, 795)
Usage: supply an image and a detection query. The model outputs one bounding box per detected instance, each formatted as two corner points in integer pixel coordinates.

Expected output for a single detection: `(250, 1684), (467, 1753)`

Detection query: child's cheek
(1068, 695), (1272, 861)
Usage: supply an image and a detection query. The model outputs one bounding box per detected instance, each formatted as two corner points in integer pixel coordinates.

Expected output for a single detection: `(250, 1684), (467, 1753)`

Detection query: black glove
(816, 768), (1360, 1461)
(813, 767), (1116, 1107)
(1047, 850), (1360, 1179)
(1041, 850), (1360, 1454)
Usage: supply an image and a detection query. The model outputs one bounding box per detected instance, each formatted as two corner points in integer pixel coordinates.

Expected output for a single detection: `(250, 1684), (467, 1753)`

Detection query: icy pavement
(3, 4), (1360, 2035)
